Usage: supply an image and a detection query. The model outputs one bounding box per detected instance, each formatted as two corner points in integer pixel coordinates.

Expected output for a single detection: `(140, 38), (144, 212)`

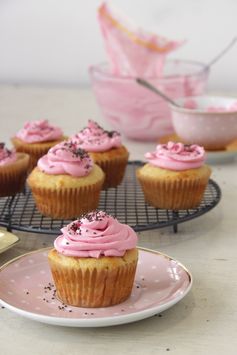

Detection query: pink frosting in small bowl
(145, 141), (205, 171)
(38, 141), (93, 177)
(183, 99), (237, 112)
(71, 120), (122, 152)
(0, 143), (17, 166)
(15, 120), (63, 143)
(54, 211), (138, 258)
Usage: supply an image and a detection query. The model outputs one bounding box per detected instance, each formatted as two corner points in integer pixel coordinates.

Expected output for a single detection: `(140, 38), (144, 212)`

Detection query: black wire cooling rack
(0, 161), (221, 234)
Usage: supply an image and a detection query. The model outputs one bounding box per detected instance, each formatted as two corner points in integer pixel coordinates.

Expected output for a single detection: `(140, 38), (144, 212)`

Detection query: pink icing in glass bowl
(89, 59), (209, 141)
(170, 96), (237, 150)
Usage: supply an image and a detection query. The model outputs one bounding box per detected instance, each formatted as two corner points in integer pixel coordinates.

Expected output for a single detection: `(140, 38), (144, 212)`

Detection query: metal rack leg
(172, 210), (179, 233)
(173, 224), (178, 233)
(6, 195), (15, 232)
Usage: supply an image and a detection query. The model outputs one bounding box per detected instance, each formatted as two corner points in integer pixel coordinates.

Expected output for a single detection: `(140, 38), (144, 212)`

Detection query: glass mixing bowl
(89, 60), (209, 141)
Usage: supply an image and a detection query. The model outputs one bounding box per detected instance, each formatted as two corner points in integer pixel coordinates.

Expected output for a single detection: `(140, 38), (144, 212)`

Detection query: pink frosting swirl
(15, 120), (63, 143)
(71, 120), (122, 152)
(37, 141), (93, 177)
(54, 211), (137, 258)
(0, 143), (17, 166)
(145, 141), (205, 171)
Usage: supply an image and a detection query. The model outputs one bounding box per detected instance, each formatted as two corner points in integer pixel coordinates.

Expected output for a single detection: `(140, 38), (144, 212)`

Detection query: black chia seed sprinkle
(80, 210), (113, 223)
(42, 283), (73, 313)
(60, 141), (91, 160)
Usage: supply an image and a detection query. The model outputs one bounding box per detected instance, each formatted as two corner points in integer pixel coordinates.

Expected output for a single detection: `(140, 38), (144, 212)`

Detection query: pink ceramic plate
(0, 247), (192, 327)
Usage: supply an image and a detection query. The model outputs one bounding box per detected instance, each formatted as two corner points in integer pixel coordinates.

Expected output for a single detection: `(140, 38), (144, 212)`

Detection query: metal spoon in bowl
(136, 78), (181, 108)
(206, 36), (237, 68)
(136, 37), (237, 107)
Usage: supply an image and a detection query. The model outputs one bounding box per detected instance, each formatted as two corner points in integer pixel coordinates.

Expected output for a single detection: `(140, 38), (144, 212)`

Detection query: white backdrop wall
(0, 0), (236, 91)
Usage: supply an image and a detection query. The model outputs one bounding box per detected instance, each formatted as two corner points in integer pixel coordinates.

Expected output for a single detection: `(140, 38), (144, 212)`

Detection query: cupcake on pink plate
(48, 210), (138, 307)
(12, 120), (65, 171)
(71, 120), (129, 188)
(137, 141), (212, 210)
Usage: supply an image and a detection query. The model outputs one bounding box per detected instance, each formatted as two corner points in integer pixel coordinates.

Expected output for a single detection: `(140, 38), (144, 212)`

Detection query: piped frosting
(37, 141), (93, 177)
(71, 120), (121, 152)
(145, 141), (205, 171)
(54, 211), (137, 258)
(0, 143), (17, 166)
(15, 120), (63, 143)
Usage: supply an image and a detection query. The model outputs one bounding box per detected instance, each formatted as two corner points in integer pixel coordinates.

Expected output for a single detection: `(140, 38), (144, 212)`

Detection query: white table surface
(0, 85), (237, 355)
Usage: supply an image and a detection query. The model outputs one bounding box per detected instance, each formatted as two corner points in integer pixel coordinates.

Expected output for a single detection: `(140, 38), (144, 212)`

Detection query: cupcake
(27, 141), (105, 219)
(137, 142), (211, 210)
(71, 120), (129, 188)
(0, 143), (29, 197)
(12, 120), (65, 171)
(48, 211), (138, 307)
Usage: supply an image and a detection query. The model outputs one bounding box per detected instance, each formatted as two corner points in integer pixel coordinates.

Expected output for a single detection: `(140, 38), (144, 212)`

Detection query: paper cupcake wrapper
(0, 153), (29, 197)
(137, 171), (211, 210)
(12, 136), (66, 172)
(48, 252), (138, 308)
(90, 150), (129, 189)
(28, 179), (104, 219)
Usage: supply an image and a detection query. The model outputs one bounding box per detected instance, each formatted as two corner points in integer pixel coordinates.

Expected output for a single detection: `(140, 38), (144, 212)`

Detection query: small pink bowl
(170, 96), (237, 150)
(89, 60), (209, 141)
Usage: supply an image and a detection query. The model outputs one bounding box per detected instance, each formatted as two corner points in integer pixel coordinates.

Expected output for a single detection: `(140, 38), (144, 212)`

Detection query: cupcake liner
(137, 170), (211, 210)
(28, 179), (104, 219)
(90, 147), (129, 188)
(48, 249), (138, 307)
(0, 153), (29, 197)
(94, 157), (128, 188)
(11, 136), (66, 172)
